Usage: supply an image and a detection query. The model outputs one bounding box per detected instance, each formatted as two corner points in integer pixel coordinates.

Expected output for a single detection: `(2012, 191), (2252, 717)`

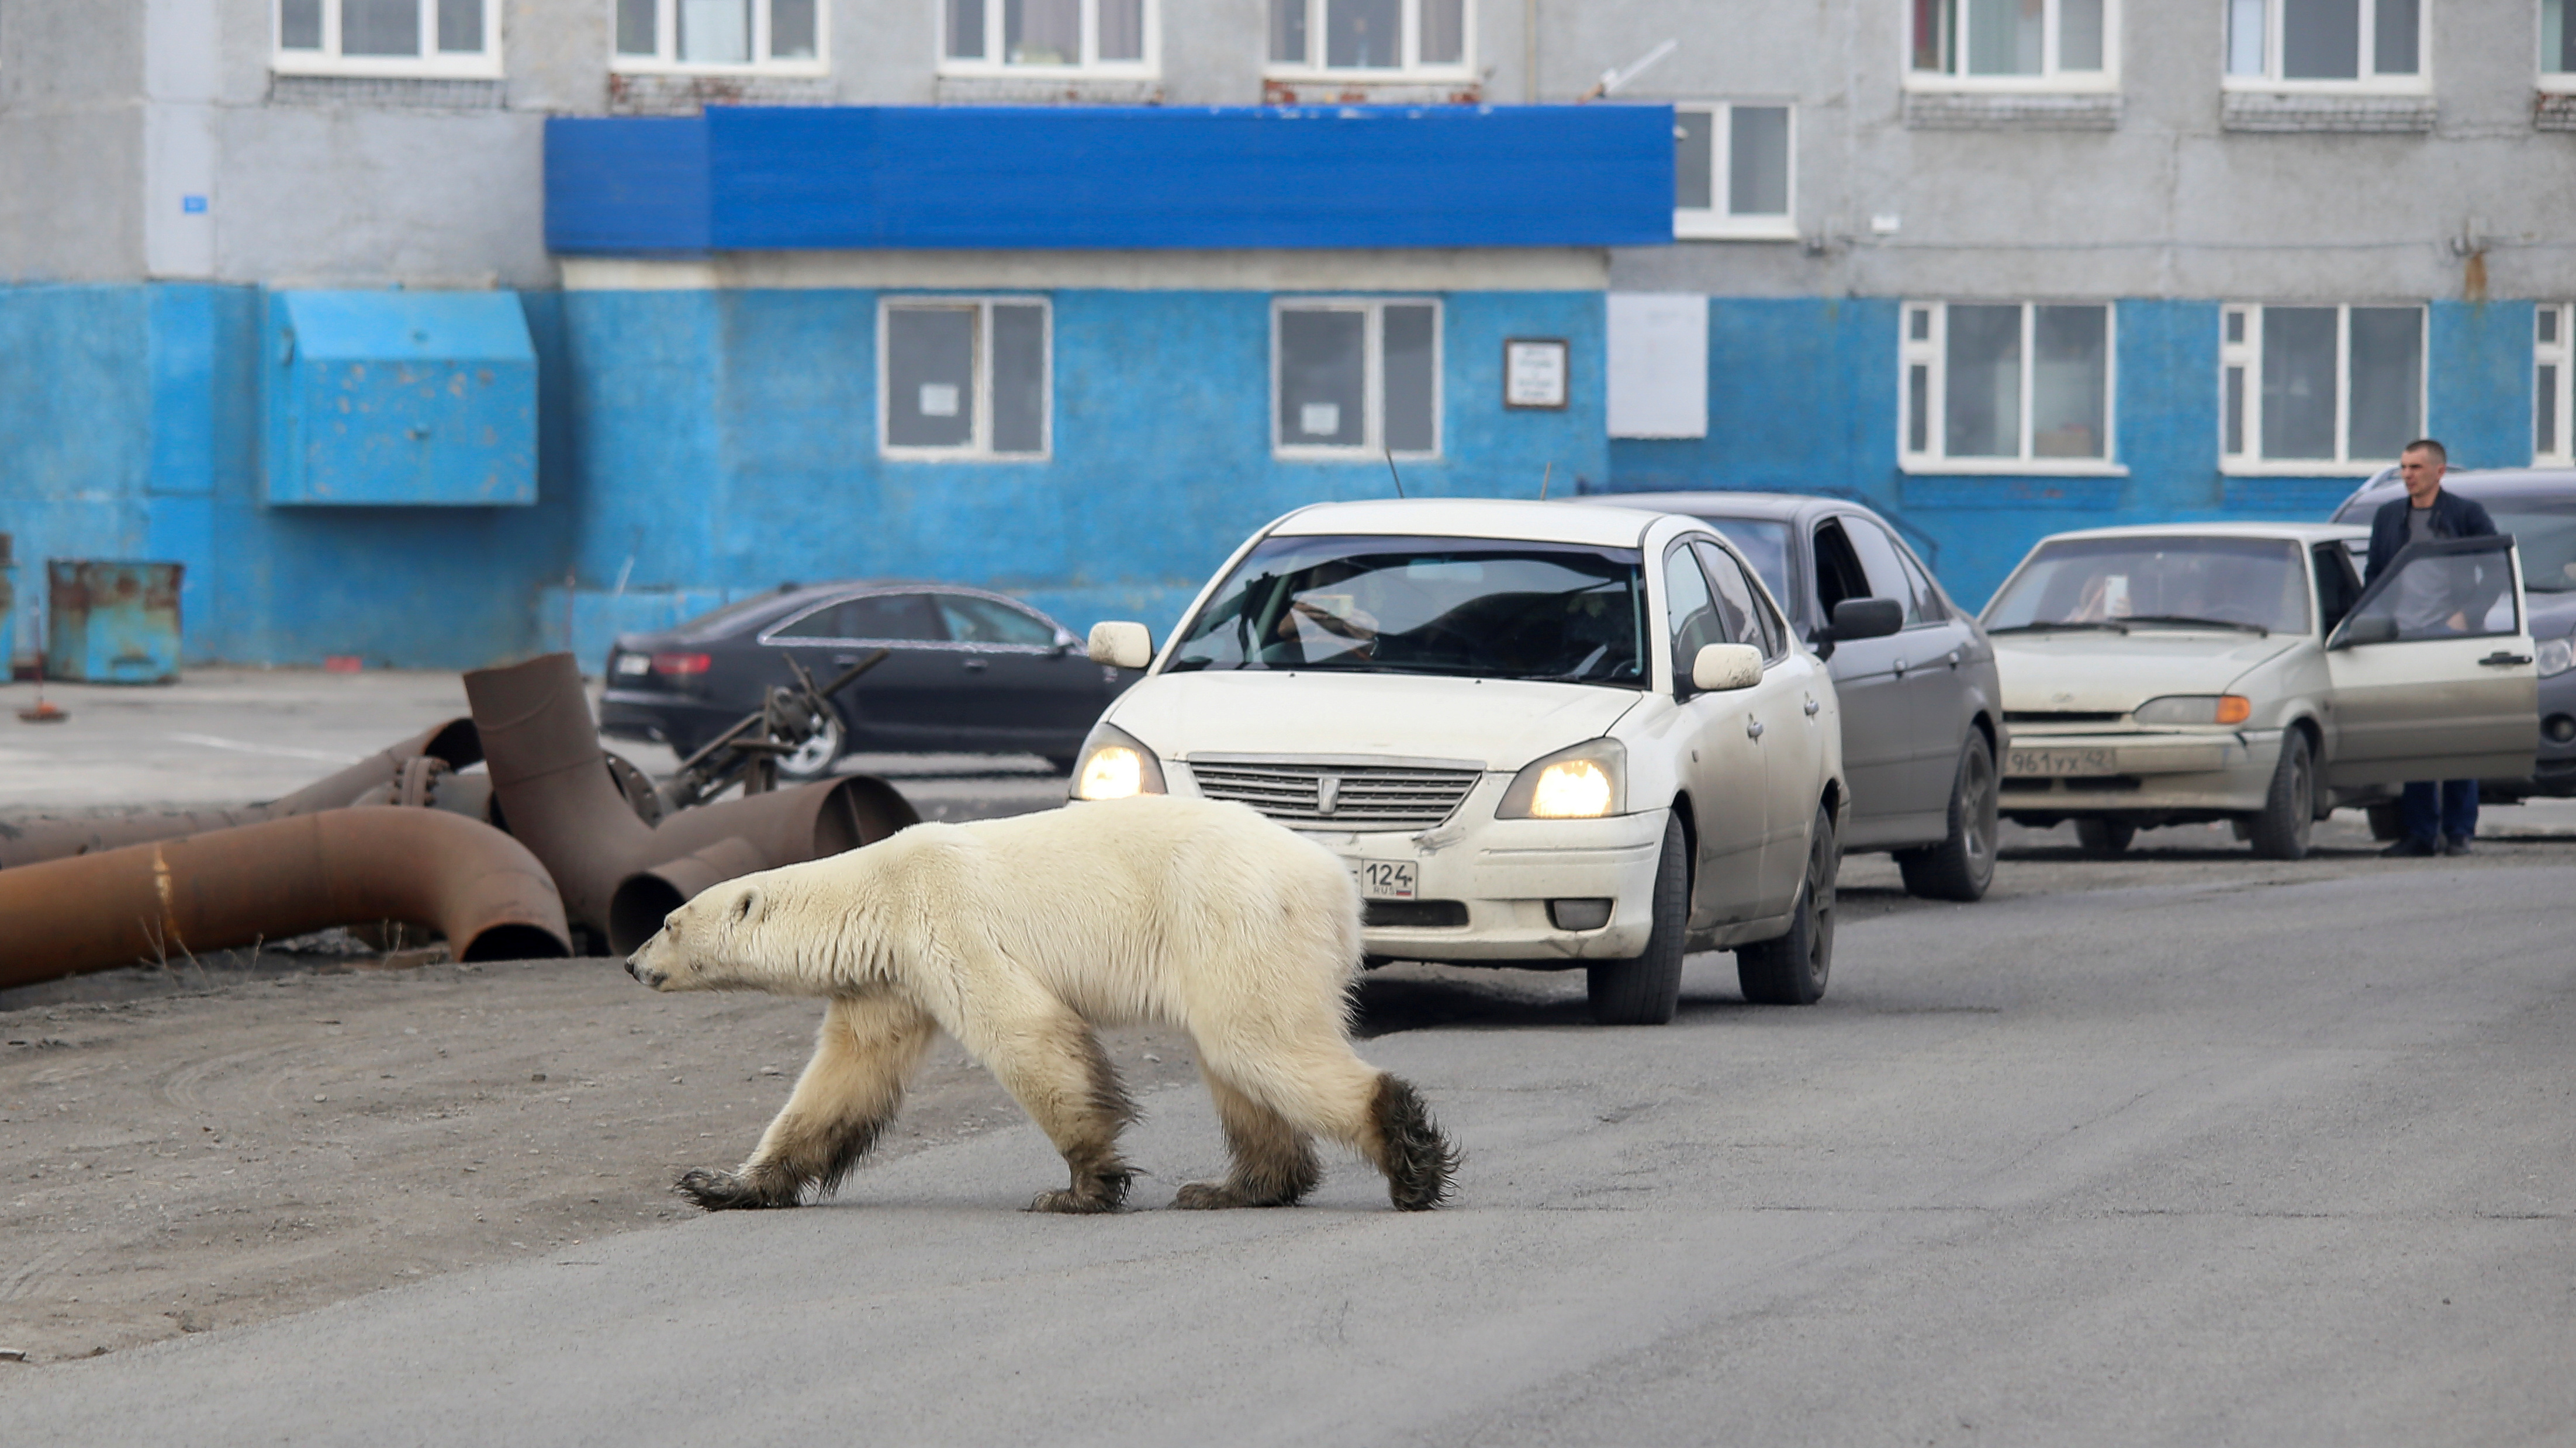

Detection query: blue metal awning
(545, 105), (1673, 255)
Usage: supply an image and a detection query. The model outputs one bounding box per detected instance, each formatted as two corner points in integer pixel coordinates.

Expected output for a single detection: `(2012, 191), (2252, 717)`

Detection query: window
(880, 299), (1050, 460)
(614, 0), (822, 70)
(275, 0), (499, 74)
(1274, 300), (1440, 459)
(1673, 103), (1795, 241)
(1841, 518), (1930, 628)
(770, 593), (945, 642)
(2550, 0), (2576, 88)
(2225, 0), (2425, 86)
(2221, 304), (2423, 471)
(1691, 541), (1785, 659)
(943, 0), (1154, 72)
(1267, 0), (1471, 77)
(2540, 305), (2573, 465)
(1909, 0), (2116, 87)
(1900, 302), (2116, 471)
(935, 594), (1063, 647)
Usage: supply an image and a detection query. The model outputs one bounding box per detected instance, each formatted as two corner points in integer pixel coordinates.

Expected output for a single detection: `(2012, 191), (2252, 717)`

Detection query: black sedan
(600, 581), (1137, 780)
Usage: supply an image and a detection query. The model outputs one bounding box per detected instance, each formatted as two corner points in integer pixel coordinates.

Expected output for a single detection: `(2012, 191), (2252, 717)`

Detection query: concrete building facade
(1, 1), (2570, 667)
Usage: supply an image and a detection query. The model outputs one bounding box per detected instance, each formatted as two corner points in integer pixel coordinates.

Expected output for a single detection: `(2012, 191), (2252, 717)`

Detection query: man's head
(2399, 438), (2447, 505)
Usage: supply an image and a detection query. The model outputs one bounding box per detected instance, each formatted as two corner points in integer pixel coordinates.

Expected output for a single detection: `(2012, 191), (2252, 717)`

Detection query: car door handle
(1803, 696), (1821, 717)
(832, 654), (862, 666)
(962, 657), (988, 672)
(2480, 651), (2533, 667)
(1745, 718), (1765, 739)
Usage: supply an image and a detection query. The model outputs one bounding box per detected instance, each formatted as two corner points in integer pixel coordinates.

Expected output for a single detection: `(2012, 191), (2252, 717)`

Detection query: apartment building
(0, 2), (2569, 666)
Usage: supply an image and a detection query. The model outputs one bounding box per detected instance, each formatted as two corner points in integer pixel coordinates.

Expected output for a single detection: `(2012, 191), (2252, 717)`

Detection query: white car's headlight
(1497, 739), (1628, 820)
(2134, 694), (2253, 726)
(1071, 721), (1167, 800)
(2539, 635), (2574, 679)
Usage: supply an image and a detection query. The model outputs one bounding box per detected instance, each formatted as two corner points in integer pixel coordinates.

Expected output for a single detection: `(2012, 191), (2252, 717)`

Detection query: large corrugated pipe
(0, 808), (571, 989)
(464, 653), (917, 951)
(0, 718), (484, 870)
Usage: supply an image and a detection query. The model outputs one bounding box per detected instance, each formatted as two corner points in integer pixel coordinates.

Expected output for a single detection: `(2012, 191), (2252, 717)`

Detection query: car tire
(1896, 732), (1998, 903)
(2074, 817), (2135, 857)
(2365, 802), (2404, 841)
(1737, 805), (1838, 1006)
(2246, 729), (2315, 861)
(775, 705), (847, 784)
(1586, 816), (1689, 1026)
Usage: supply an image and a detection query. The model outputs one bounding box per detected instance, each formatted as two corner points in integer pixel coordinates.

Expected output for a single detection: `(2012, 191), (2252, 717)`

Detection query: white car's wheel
(2246, 729), (2315, 861)
(2074, 817), (2136, 857)
(1586, 817), (1688, 1026)
(1737, 805), (1838, 1006)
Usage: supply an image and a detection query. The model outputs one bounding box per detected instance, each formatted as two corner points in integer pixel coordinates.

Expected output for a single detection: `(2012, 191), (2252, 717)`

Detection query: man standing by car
(2367, 438), (2498, 857)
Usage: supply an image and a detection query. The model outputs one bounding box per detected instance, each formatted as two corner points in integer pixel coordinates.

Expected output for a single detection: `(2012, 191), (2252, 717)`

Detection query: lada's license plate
(2007, 747), (2117, 777)
(1351, 860), (1417, 900)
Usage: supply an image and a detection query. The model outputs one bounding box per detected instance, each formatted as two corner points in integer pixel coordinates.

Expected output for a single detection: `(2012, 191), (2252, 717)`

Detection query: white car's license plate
(1351, 860), (1417, 900)
(2007, 747), (2117, 777)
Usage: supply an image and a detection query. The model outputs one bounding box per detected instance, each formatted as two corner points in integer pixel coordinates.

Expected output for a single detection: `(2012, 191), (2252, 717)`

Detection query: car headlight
(2539, 635), (2574, 679)
(1496, 739), (1628, 820)
(1070, 721), (1167, 800)
(2134, 694), (2253, 726)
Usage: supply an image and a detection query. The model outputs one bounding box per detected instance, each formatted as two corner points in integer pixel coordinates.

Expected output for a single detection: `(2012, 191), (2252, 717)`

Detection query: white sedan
(1070, 499), (1897, 1024)
(1983, 522), (2540, 857)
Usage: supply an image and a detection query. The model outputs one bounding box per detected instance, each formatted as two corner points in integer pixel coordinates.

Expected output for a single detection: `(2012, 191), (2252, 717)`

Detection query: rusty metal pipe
(0, 808), (570, 989)
(0, 718), (484, 871)
(465, 654), (918, 951)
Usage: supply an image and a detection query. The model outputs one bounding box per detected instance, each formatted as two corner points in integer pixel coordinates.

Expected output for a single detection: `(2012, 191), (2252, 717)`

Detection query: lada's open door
(2322, 535), (2539, 787)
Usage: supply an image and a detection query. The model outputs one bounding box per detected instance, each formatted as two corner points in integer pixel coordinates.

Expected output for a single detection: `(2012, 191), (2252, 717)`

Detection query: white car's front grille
(1191, 760), (1482, 831)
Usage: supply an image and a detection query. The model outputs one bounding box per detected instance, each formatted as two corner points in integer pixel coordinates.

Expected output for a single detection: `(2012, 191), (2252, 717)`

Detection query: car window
(936, 594), (1059, 647)
(1891, 538), (1950, 622)
(1687, 516), (1792, 607)
(1166, 535), (1647, 687)
(772, 592), (943, 642)
(1665, 546), (1738, 692)
(2484, 500), (2576, 593)
(2312, 543), (2363, 633)
(2343, 541), (2519, 641)
(1811, 520), (1873, 618)
(1984, 537), (2311, 636)
(1693, 541), (1780, 660)
(1841, 517), (1925, 627)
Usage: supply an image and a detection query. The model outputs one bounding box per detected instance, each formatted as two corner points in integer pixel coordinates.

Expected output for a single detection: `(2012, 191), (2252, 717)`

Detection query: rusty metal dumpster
(45, 560), (184, 684)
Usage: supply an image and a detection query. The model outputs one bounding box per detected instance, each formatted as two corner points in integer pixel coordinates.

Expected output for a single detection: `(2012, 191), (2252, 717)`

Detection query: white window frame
(938, 0), (1160, 77)
(272, 0), (503, 78)
(1271, 297), (1443, 462)
(1672, 101), (1797, 243)
(613, 0), (830, 75)
(1899, 301), (2122, 476)
(1263, 0), (1477, 83)
(1904, 0), (2121, 93)
(2222, 0), (2432, 93)
(877, 296), (1053, 463)
(2219, 303), (2429, 475)
(2539, 303), (2574, 466)
(2544, 0), (2576, 92)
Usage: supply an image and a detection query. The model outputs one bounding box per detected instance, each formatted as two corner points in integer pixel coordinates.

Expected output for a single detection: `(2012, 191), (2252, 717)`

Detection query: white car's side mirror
(1691, 642), (1764, 692)
(1088, 621), (1155, 670)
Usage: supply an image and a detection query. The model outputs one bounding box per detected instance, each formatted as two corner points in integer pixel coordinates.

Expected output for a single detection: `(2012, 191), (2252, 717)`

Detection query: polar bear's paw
(676, 1166), (801, 1211)
(1026, 1170), (1133, 1214)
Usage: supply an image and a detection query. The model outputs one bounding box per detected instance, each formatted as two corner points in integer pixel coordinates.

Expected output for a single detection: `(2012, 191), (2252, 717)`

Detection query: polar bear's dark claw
(676, 1167), (799, 1211)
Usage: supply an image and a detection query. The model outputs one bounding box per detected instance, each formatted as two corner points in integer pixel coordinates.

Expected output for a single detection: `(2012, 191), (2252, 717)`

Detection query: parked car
(600, 581), (1134, 780)
(1597, 492), (2006, 902)
(2330, 467), (2576, 809)
(1069, 498), (1899, 1024)
(1980, 522), (2540, 858)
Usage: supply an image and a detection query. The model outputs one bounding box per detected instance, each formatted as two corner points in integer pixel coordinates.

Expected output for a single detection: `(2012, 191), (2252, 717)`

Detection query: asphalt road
(4, 854), (2568, 1444)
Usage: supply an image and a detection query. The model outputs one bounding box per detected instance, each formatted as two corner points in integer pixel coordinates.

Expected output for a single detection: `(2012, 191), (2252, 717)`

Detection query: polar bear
(624, 794), (1458, 1214)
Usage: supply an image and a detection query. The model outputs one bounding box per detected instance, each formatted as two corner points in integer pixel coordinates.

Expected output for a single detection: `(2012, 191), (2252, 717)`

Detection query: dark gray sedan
(1603, 492), (2007, 900)
(600, 581), (1135, 781)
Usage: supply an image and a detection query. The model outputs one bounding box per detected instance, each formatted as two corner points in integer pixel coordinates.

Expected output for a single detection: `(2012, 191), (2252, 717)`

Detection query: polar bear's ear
(731, 886), (762, 926)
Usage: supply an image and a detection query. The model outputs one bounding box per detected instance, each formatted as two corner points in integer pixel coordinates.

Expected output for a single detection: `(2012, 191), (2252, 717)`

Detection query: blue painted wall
(1606, 297), (2539, 609)
(548, 106), (1675, 254)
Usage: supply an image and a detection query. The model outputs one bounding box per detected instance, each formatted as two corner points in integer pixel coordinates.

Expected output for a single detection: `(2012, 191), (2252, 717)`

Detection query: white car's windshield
(1166, 535), (1648, 685)
(1983, 536), (2311, 637)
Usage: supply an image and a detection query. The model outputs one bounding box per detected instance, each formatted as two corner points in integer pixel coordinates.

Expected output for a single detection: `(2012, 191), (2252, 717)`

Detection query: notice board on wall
(1606, 293), (1709, 439)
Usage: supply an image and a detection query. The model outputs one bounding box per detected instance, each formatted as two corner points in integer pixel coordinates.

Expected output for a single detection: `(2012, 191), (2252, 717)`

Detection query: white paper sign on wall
(1607, 293), (1709, 439)
(1503, 338), (1569, 410)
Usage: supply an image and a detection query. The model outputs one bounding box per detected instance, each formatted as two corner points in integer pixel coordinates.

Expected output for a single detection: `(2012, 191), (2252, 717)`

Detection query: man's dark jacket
(2365, 487), (2497, 586)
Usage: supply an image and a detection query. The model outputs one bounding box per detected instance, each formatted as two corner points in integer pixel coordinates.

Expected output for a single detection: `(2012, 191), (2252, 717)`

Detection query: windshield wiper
(1987, 621), (2129, 635)
(2118, 614), (2270, 636)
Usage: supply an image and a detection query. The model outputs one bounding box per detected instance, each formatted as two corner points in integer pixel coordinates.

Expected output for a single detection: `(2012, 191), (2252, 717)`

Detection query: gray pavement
(1, 861), (2569, 1444)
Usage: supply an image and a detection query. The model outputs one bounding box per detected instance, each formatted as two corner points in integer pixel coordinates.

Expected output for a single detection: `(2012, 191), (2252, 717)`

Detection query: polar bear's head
(625, 878), (776, 993)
